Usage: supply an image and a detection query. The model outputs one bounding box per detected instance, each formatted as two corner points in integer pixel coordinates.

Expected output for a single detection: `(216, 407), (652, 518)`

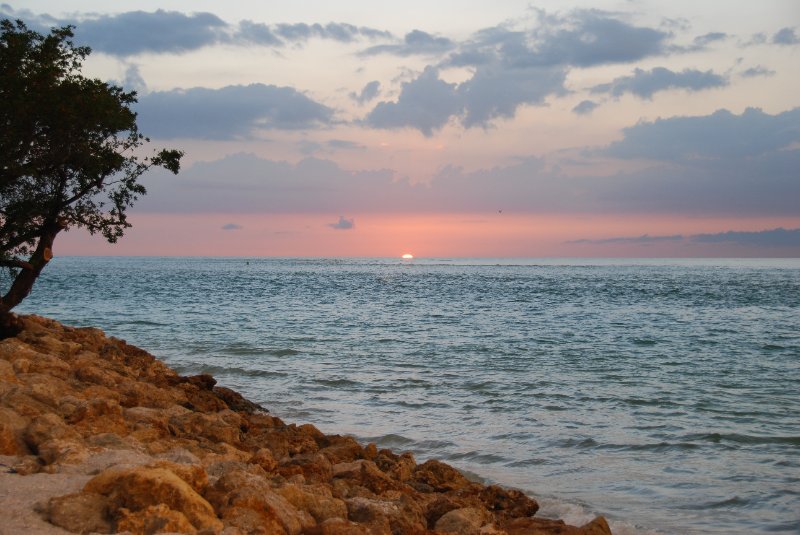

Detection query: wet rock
(479, 484), (539, 519)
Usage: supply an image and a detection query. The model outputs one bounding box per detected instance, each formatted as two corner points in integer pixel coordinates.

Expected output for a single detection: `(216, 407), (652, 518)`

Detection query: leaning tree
(0, 19), (183, 334)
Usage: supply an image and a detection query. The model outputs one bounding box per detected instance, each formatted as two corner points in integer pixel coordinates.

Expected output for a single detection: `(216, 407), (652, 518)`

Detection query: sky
(4, 1), (800, 257)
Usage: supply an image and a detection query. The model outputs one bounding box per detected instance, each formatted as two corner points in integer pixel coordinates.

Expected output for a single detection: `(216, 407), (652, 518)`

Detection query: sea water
(17, 257), (800, 534)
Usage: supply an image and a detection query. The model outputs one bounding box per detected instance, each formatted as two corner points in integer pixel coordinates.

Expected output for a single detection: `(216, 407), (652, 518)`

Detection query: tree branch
(0, 258), (34, 270)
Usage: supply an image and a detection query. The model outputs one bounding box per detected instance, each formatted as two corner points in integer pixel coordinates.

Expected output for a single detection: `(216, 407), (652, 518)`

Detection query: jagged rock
(0, 406), (28, 455)
(412, 459), (473, 492)
(84, 465), (223, 532)
(116, 503), (197, 535)
(332, 459), (402, 494)
(23, 412), (81, 453)
(249, 447), (278, 472)
(37, 438), (88, 465)
(502, 516), (613, 535)
(277, 482), (348, 523)
(0, 315), (615, 535)
(279, 452), (333, 482)
(479, 484), (539, 519)
(435, 506), (488, 534)
(45, 491), (113, 534)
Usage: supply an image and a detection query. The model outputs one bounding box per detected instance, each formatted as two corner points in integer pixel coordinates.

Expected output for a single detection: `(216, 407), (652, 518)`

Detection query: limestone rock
(435, 506), (487, 534)
(45, 491), (113, 534)
(0, 315), (615, 535)
(116, 503), (197, 535)
(412, 459), (473, 492)
(0, 406), (28, 455)
(84, 465), (223, 532)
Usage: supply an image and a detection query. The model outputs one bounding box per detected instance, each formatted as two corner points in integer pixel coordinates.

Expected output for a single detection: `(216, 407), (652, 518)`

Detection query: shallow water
(17, 257), (800, 534)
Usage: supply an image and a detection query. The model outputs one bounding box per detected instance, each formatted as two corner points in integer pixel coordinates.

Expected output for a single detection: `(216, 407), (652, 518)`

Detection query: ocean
(16, 256), (800, 534)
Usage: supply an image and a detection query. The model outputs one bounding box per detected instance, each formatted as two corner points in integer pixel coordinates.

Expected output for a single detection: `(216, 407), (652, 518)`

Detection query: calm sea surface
(17, 257), (800, 534)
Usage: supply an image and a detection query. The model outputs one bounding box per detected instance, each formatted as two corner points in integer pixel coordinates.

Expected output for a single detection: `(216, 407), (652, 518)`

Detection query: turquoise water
(17, 257), (800, 534)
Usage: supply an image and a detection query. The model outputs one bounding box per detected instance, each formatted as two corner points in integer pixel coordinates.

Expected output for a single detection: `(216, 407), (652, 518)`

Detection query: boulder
(45, 491), (113, 534)
(434, 507), (487, 535)
(116, 503), (197, 535)
(412, 459), (473, 492)
(84, 465), (223, 532)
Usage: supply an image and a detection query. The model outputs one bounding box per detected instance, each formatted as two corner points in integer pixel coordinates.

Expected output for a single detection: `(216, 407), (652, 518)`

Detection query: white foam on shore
(537, 496), (664, 535)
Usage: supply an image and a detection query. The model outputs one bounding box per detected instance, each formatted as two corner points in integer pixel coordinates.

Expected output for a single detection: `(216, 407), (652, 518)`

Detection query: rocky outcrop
(0, 314), (613, 535)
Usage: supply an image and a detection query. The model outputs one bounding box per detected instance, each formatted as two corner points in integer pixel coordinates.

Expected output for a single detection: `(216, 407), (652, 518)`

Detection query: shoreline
(0, 314), (613, 534)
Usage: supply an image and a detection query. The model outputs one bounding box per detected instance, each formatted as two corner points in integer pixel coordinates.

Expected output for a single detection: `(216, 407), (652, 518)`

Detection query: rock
(277, 483), (348, 523)
(249, 447), (278, 472)
(502, 516), (613, 535)
(84, 466), (223, 532)
(0, 407), (28, 455)
(412, 459), (473, 492)
(37, 438), (88, 465)
(116, 503), (198, 535)
(45, 491), (113, 534)
(332, 459), (402, 494)
(278, 452), (333, 483)
(479, 484), (539, 518)
(0, 315), (616, 535)
(23, 412), (81, 453)
(435, 507), (487, 534)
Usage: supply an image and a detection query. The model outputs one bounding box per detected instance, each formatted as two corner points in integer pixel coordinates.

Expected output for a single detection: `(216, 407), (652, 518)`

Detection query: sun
(401, 253), (414, 260)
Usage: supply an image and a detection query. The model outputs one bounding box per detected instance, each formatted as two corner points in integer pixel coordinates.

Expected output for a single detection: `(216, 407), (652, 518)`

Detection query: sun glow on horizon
(401, 253), (414, 259)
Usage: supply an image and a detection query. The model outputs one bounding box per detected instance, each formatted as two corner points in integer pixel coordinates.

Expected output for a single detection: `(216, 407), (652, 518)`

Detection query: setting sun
(401, 253), (414, 259)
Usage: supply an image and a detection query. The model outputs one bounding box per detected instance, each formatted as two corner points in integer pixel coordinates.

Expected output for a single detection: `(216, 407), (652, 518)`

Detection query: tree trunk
(0, 221), (63, 337)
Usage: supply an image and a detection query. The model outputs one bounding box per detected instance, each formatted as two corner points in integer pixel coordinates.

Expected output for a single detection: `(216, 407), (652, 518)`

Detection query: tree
(0, 19), (183, 334)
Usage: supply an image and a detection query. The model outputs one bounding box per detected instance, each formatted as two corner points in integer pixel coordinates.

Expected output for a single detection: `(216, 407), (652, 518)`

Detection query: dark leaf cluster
(0, 19), (182, 319)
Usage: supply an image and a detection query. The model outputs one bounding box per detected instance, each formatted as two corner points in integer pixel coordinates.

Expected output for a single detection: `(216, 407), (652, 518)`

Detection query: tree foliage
(0, 19), (183, 326)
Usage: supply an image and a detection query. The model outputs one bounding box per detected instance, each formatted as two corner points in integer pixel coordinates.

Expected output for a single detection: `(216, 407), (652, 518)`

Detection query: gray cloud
(365, 62), (566, 134)
(365, 10), (679, 134)
(568, 234), (684, 245)
(572, 99), (599, 115)
(327, 216), (355, 230)
(136, 108), (800, 218)
(365, 67), (461, 136)
(526, 10), (669, 67)
(605, 107), (800, 160)
(272, 22), (390, 43)
(591, 67), (728, 99)
(76, 10), (227, 56)
(459, 63), (567, 127)
(222, 223), (243, 230)
(0, 6), (392, 56)
(740, 65), (776, 78)
(773, 27), (799, 45)
(298, 140), (323, 155)
(234, 20), (282, 46)
(362, 29), (454, 57)
(569, 228), (800, 251)
(693, 32), (727, 47)
(692, 228), (800, 247)
(328, 139), (366, 150)
(350, 80), (381, 104)
(136, 83), (334, 139)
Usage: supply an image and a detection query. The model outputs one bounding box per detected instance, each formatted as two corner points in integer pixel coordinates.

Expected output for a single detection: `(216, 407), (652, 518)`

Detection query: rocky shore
(0, 315), (613, 535)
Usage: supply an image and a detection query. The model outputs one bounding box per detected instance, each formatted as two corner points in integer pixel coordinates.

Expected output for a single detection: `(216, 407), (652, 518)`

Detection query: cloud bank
(136, 84), (334, 139)
(135, 106), (800, 217)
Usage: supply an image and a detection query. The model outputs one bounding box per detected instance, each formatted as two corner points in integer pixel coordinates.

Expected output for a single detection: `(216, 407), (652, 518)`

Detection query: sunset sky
(5, 1), (800, 257)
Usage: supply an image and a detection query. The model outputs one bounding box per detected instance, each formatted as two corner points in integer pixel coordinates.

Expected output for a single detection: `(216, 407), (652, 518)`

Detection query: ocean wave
(681, 433), (800, 446)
